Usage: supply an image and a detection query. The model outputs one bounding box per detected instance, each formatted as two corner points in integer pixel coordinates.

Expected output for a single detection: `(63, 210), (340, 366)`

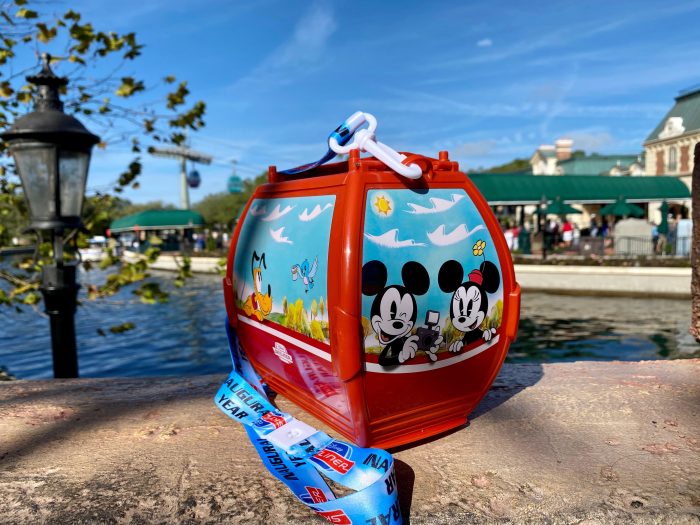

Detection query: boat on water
(79, 236), (109, 262)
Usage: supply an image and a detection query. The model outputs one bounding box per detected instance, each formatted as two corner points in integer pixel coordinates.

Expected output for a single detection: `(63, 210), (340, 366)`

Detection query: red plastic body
(223, 150), (520, 448)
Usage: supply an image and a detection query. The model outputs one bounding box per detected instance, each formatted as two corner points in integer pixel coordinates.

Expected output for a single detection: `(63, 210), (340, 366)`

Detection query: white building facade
(643, 85), (699, 218)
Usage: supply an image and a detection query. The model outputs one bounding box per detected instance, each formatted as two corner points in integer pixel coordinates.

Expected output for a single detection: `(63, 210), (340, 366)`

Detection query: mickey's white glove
(449, 340), (464, 353)
(398, 335), (419, 363)
(482, 328), (496, 341)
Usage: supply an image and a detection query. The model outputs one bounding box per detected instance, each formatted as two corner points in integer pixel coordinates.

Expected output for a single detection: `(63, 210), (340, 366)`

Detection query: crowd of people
(500, 212), (691, 256)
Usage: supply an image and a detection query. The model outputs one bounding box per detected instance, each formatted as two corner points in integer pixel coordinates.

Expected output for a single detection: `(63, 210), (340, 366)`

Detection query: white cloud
(231, 1), (337, 91)
(406, 194), (465, 214)
(376, 87), (669, 120)
(454, 140), (498, 157)
(365, 229), (425, 248)
(299, 203), (333, 221)
(476, 38), (492, 48)
(565, 130), (616, 151)
(262, 204), (295, 222)
(270, 226), (293, 244)
(427, 224), (484, 246)
(249, 205), (268, 216)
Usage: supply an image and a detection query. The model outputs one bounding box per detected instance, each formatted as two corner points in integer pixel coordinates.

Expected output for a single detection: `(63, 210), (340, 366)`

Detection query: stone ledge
(515, 264), (690, 298)
(1, 360), (698, 524)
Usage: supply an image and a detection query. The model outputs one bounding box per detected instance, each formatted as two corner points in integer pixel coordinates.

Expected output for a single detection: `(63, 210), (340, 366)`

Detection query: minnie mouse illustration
(362, 260), (441, 366)
(438, 241), (501, 353)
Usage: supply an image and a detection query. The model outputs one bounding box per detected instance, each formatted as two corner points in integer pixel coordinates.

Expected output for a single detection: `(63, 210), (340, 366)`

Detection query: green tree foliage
(193, 173), (267, 227)
(0, 0), (206, 312)
(113, 200), (176, 220)
(482, 158), (531, 173)
(0, 169), (27, 245)
(80, 194), (131, 235)
(479, 150), (586, 175)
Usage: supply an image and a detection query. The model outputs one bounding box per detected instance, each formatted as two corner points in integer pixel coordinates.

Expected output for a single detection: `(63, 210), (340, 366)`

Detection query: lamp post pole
(42, 232), (80, 377)
(540, 196), (548, 261)
(1, 54), (100, 378)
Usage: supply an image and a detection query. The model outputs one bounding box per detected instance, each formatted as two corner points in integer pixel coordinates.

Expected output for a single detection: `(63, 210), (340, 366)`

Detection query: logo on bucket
(253, 410), (286, 430)
(273, 341), (293, 364)
(310, 441), (354, 474)
(317, 509), (352, 524)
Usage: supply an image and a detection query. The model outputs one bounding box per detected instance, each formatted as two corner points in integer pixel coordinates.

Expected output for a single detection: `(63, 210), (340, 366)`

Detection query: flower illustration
(472, 239), (486, 256)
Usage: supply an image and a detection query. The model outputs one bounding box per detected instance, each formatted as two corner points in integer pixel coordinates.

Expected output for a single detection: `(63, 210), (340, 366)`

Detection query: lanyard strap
(215, 322), (403, 525)
(279, 111), (422, 179)
(278, 112), (367, 175)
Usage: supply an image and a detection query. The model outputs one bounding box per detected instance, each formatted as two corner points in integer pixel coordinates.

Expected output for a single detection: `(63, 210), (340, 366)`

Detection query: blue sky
(18, 0), (700, 204)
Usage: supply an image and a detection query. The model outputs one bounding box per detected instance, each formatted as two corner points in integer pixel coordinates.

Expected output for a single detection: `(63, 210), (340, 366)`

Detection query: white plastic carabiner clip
(329, 112), (423, 179)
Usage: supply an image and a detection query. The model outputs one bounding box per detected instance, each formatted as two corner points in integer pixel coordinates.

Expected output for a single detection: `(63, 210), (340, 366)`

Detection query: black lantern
(1, 54), (101, 378)
(1, 54), (99, 230)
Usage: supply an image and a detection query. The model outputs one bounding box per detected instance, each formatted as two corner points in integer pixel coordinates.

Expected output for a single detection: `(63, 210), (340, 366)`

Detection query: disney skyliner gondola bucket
(215, 112), (520, 523)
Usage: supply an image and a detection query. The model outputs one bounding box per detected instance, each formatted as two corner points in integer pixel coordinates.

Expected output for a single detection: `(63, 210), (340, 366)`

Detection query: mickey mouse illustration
(362, 260), (442, 366)
(438, 247), (501, 353)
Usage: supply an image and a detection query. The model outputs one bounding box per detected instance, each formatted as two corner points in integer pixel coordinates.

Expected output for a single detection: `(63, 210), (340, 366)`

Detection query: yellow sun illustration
(374, 195), (392, 216)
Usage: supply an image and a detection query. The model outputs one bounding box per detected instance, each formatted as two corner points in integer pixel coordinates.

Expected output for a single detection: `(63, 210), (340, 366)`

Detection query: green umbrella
(546, 196), (582, 215)
(657, 200), (669, 234)
(599, 197), (645, 218)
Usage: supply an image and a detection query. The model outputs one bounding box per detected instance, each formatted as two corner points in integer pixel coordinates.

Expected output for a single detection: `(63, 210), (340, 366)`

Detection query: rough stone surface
(0, 361), (698, 524)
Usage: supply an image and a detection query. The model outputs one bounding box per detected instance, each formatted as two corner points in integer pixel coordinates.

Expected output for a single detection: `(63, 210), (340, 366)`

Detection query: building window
(680, 145), (690, 172)
(668, 147), (677, 172)
(656, 150), (664, 175)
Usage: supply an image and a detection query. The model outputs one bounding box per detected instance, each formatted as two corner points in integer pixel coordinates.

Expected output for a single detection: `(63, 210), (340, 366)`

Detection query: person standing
(562, 219), (573, 247)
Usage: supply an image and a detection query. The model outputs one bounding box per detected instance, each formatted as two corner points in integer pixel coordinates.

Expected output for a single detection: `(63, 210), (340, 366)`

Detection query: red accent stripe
(238, 311), (331, 355)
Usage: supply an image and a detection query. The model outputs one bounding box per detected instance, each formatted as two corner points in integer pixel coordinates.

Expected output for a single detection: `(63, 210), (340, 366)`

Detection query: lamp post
(539, 195), (548, 261)
(1, 54), (100, 378)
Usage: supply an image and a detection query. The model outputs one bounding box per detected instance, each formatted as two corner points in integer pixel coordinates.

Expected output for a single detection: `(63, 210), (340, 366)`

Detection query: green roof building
(556, 154), (644, 176)
(109, 209), (205, 253)
(643, 84), (699, 186)
(110, 209), (205, 233)
(529, 139), (644, 177)
(469, 173), (689, 205)
(642, 84), (699, 220)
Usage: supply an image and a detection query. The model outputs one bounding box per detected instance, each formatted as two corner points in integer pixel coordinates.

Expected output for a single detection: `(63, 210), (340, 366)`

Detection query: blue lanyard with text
(215, 322), (402, 524)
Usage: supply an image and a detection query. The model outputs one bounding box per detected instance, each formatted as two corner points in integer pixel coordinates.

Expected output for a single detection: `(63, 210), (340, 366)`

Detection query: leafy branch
(0, 0), (205, 318)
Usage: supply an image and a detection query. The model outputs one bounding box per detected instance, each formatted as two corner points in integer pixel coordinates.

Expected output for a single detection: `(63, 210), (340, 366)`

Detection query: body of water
(1, 269), (697, 379)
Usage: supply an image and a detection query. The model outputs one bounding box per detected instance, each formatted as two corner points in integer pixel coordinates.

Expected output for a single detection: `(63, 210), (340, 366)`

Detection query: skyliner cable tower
(149, 146), (213, 209)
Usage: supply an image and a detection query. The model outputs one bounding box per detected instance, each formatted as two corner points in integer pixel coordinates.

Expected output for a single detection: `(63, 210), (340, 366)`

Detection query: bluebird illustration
(291, 256), (318, 293)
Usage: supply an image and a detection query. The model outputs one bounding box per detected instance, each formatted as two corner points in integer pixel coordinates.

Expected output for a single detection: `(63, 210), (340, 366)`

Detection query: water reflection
(509, 293), (698, 362)
(1, 267), (233, 379)
(0, 268), (697, 379)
